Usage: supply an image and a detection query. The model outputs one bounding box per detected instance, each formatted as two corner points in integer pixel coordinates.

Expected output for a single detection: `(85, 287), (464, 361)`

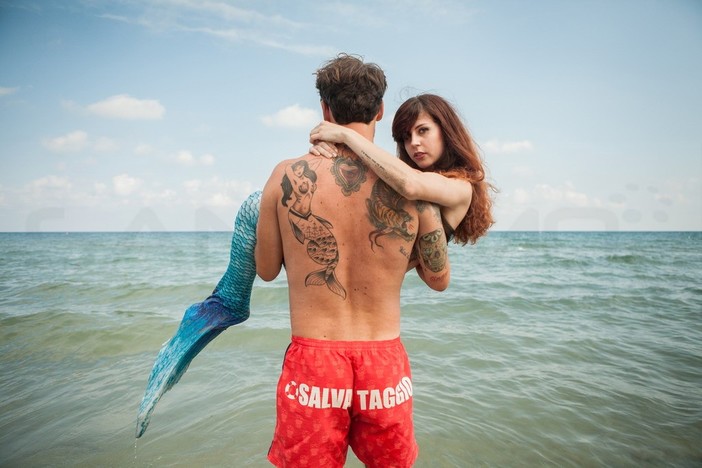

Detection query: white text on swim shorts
(283, 377), (413, 410)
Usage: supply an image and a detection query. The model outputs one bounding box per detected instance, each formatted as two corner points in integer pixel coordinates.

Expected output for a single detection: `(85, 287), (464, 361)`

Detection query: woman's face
(403, 111), (445, 170)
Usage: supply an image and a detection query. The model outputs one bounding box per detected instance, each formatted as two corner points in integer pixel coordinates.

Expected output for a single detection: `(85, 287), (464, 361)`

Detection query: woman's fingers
(309, 140), (338, 158)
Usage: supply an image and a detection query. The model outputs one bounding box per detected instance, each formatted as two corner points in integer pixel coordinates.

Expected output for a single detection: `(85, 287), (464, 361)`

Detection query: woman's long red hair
(392, 94), (496, 244)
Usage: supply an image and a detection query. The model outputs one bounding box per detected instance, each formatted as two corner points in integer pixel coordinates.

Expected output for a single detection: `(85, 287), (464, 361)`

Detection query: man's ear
(375, 101), (384, 122)
(321, 101), (334, 122)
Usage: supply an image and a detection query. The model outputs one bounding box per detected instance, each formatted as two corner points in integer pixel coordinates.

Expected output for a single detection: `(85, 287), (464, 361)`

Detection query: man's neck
(342, 122), (375, 142)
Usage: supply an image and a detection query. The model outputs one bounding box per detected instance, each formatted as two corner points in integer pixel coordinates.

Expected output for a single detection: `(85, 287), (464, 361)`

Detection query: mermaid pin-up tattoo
(281, 160), (346, 299)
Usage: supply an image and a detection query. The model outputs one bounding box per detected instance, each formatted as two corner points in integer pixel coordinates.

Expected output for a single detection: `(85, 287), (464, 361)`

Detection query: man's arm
(255, 164), (284, 281)
(414, 201), (450, 291)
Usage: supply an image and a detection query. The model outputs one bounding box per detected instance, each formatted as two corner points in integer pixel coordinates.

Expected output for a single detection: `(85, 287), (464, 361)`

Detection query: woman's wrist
(345, 129), (363, 150)
(339, 126), (353, 145)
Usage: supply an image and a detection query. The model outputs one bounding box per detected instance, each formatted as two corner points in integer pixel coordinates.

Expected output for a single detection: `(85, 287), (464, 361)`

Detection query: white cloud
(512, 165), (534, 177)
(43, 131), (119, 153)
(86, 94), (165, 120)
(29, 175), (73, 192)
(534, 183), (565, 202)
(176, 150), (195, 165)
(200, 153), (215, 165)
(12, 175), (107, 208)
(94, 182), (108, 195)
(320, 3), (386, 28)
(235, 35), (334, 56)
(0, 86), (19, 96)
(513, 188), (530, 204)
(207, 193), (234, 207)
(261, 104), (320, 128)
(141, 188), (178, 204)
(93, 137), (119, 152)
(134, 143), (156, 156)
(43, 131), (89, 153)
(113, 174), (142, 196)
(60, 99), (82, 113)
(482, 139), (534, 154)
(320, 1), (475, 28)
(182, 177), (253, 207)
(512, 182), (593, 208)
(6, 172), (253, 215)
(174, 150), (216, 166)
(100, 3), (334, 57)
(184, 179), (202, 192)
(173, 1), (303, 28)
(22, 176), (74, 205)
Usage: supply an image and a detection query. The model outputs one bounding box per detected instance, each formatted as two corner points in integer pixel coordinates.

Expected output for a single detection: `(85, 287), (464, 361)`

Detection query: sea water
(0, 231), (700, 467)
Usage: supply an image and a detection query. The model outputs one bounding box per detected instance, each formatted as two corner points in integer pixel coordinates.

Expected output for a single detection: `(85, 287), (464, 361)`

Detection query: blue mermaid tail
(136, 190), (261, 438)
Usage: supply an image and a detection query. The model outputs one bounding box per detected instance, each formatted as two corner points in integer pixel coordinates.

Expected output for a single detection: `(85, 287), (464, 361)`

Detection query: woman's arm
(310, 121), (471, 210)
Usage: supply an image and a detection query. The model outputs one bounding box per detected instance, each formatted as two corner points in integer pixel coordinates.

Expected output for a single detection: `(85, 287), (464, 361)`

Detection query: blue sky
(1, 0), (700, 232)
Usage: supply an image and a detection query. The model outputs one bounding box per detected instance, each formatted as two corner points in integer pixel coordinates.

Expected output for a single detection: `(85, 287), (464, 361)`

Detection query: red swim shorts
(267, 336), (418, 468)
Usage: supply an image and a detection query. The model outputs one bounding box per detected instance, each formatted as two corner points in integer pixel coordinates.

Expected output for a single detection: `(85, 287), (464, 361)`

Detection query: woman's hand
(309, 121), (353, 158)
(309, 121), (351, 146)
(309, 140), (338, 158)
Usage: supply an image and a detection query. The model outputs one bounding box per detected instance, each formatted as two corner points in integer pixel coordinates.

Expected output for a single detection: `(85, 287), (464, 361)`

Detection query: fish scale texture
(136, 190), (261, 438)
(214, 190), (261, 315)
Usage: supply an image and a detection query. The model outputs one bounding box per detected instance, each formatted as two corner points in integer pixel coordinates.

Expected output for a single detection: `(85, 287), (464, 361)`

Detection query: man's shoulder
(267, 155), (305, 174)
(273, 154), (305, 166)
(274, 153), (324, 166)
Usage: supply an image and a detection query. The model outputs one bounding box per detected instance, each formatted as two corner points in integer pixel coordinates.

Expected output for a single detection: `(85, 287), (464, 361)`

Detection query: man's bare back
(257, 150), (449, 341)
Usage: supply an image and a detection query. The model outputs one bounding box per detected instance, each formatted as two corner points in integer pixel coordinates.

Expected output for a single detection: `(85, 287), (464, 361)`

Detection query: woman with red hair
(310, 93), (495, 245)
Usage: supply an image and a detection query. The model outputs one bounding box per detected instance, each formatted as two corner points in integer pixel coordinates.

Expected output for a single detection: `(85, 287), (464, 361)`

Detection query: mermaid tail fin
(136, 191), (261, 438)
(305, 268), (346, 299)
(136, 297), (236, 438)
